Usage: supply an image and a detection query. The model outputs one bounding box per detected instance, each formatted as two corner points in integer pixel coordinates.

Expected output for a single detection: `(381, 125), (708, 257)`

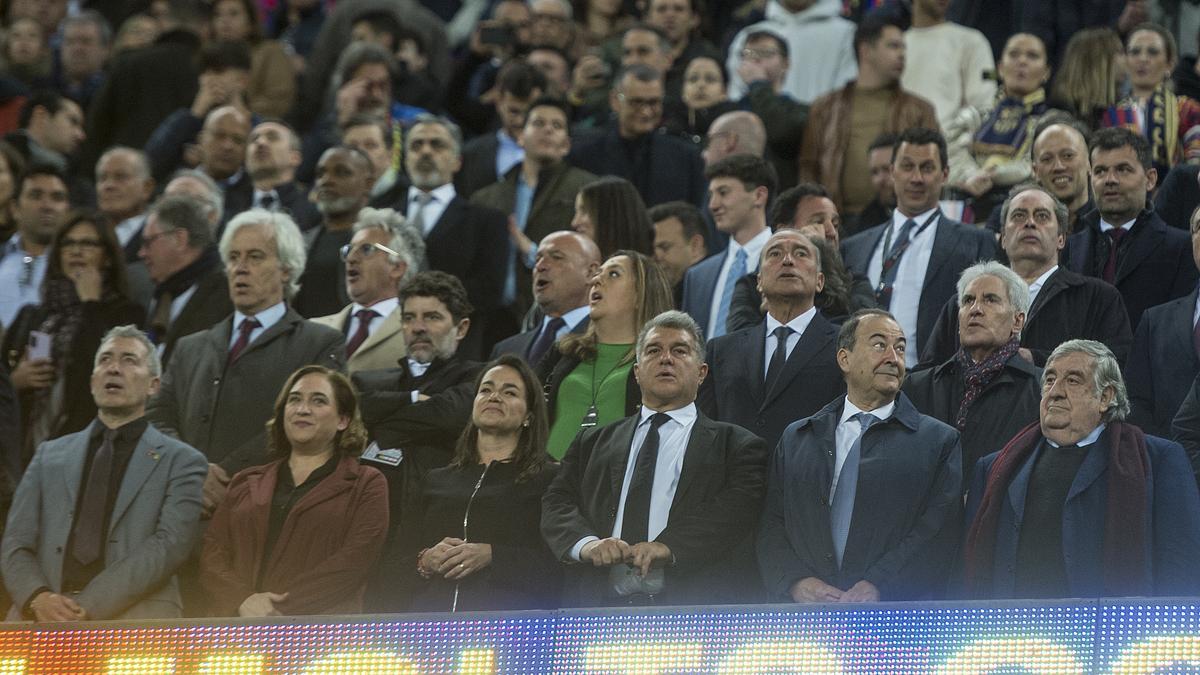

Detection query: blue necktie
(876, 219), (917, 309)
(712, 248), (747, 338)
(831, 412), (879, 567)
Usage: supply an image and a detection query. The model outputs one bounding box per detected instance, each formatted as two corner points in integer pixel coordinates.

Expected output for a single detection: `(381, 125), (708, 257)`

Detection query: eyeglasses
(60, 237), (103, 251)
(339, 242), (400, 261)
(741, 48), (781, 60)
(617, 94), (664, 110)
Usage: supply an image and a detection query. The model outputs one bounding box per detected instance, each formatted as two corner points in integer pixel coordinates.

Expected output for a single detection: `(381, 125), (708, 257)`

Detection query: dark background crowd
(0, 0), (1200, 622)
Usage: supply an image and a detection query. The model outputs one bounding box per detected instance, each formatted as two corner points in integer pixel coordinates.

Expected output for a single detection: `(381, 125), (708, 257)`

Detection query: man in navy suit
(490, 231), (601, 364)
(698, 229), (844, 448)
(757, 308), (962, 602)
(1062, 127), (1197, 331)
(840, 127), (996, 368)
(1125, 204), (1200, 436)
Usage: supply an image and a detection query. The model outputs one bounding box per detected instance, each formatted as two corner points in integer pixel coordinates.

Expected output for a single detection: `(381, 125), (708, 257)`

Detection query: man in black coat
(542, 311), (767, 606)
(1061, 127), (1198, 331)
(403, 115), (509, 359)
(566, 64), (706, 208)
(921, 185), (1132, 367)
(1125, 204), (1200, 437)
(698, 230), (844, 449)
(223, 121), (320, 232)
(904, 262), (1041, 484)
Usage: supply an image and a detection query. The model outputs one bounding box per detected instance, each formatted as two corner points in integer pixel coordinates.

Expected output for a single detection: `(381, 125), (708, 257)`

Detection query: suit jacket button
(609, 508), (617, 518)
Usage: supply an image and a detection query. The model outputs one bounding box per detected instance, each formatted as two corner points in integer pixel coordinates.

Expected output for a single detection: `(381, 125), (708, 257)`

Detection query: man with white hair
(95, 146), (155, 261)
(147, 209), (344, 516)
(314, 208), (425, 373)
(904, 261), (1042, 482)
(964, 340), (1200, 599)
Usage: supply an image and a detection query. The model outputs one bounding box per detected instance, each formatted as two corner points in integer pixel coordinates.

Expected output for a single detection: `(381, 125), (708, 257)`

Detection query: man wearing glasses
(314, 209), (425, 374)
(568, 64), (706, 208)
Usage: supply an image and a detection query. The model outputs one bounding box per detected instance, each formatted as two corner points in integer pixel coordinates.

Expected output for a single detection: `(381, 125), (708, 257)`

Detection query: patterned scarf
(954, 336), (1020, 430)
(1103, 82), (1180, 168)
(972, 89), (1047, 162)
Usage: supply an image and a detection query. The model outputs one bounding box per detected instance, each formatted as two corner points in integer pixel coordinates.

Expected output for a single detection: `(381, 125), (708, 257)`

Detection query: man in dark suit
(490, 231), (601, 364)
(223, 120), (320, 232)
(1125, 204), (1200, 436)
(698, 230), (844, 449)
(404, 115), (508, 359)
(2, 326), (207, 621)
(542, 310), (768, 606)
(840, 127), (997, 368)
(1062, 126), (1198, 331)
(95, 147), (156, 263)
(921, 184), (1132, 367)
(757, 309), (962, 603)
(567, 64), (707, 208)
(137, 194), (233, 368)
(649, 201), (709, 307)
(963, 340), (1200, 599)
(472, 98), (597, 322)
(147, 209), (344, 517)
(905, 262), (1041, 483)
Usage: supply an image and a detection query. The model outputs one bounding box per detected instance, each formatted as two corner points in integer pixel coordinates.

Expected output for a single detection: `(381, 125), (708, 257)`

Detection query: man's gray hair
(1045, 339), (1130, 423)
(406, 113), (464, 157)
(150, 194), (213, 250)
(353, 207), (426, 287)
(636, 310), (706, 363)
(219, 208), (307, 299)
(166, 169), (224, 226)
(62, 10), (112, 46)
(97, 146), (151, 182)
(96, 325), (161, 378)
(957, 260), (1031, 317)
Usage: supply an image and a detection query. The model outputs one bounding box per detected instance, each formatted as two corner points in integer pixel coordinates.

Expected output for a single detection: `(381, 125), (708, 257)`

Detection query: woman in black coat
(410, 354), (561, 612)
(3, 210), (144, 468)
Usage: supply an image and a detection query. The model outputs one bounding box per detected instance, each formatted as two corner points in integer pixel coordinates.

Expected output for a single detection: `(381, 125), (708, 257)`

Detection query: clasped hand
(421, 537), (493, 579)
(580, 538), (672, 576)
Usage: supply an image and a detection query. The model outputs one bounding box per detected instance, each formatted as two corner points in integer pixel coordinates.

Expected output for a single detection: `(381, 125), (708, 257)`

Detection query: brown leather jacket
(798, 82), (940, 215)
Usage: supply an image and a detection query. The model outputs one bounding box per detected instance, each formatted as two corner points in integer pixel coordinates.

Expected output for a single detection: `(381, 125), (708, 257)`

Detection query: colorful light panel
(1, 599), (1199, 673)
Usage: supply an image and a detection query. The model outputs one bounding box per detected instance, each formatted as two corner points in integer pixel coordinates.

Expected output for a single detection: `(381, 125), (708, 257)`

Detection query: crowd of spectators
(2, 0), (1200, 621)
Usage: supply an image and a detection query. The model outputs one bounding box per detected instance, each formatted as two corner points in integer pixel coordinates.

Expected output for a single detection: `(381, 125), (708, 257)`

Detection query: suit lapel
(1168, 290), (1200, 370)
(922, 218), (956, 290)
(671, 415), (717, 509)
(426, 197), (463, 245)
(109, 429), (163, 529)
(236, 309), (298, 361)
(741, 324), (767, 409)
(1067, 440), (1109, 502)
(1115, 216), (1163, 286)
(763, 314), (835, 409)
(355, 308), (402, 356)
(1025, 268), (1067, 325)
(61, 423), (96, 506)
(609, 416), (641, 508)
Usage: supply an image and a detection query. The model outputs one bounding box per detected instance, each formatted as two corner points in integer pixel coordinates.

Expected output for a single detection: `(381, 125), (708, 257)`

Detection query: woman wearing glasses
(311, 208), (425, 374)
(2, 210), (144, 469)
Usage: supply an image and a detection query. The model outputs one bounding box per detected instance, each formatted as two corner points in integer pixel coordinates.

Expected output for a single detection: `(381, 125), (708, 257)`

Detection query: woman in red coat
(200, 365), (388, 617)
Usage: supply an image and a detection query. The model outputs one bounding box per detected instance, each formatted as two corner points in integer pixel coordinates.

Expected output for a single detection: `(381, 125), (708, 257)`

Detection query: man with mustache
(291, 146), (374, 318)
(403, 115), (507, 359)
(758, 308), (962, 603)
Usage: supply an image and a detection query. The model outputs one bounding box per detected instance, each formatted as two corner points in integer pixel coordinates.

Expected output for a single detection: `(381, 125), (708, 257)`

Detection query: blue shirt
(0, 236), (47, 329)
(495, 130), (524, 180)
(229, 301), (287, 351)
(503, 174), (537, 305)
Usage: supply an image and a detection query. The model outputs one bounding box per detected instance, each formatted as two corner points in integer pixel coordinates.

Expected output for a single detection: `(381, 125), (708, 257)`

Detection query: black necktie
(764, 325), (793, 393)
(71, 428), (117, 566)
(622, 413), (671, 545)
(527, 316), (566, 366)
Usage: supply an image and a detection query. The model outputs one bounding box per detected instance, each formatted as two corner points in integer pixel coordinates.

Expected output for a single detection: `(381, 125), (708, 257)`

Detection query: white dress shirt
(866, 207), (940, 367)
(762, 306), (817, 378)
(1098, 217), (1137, 234)
(229, 301), (286, 350)
(407, 183), (457, 237)
(544, 305), (591, 338)
(1027, 265), (1058, 307)
(570, 403), (699, 560)
(348, 297), (398, 340)
(831, 397), (895, 500)
(707, 227), (771, 338)
(113, 214), (146, 247)
(1045, 424), (1105, 448)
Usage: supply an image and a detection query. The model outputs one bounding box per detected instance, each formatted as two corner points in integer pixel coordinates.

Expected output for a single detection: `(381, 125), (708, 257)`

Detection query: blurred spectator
(162, 168), (225, 233)
(226, 120), (320, 232)
(901, 0), (996, 136)
(312, 207), (425, 374)
(292, 146), (372, 318)
(735, 28), (808, 188)
(528, 46), (572, 98)
(0, 141), (26, 242)
(409, 355), (560, 612)
(200, 365), (387, 616)
(854, 132), (898, 236)
(3, 210), (144, 470)
(348, 10), (441, 110)
(1, 18), (51, 88)
(457, 61), (548, 199)
(208, 0), (296, 118)
(52, 11), (111, 111)
(570, 176), (654, 258)
(663, 55), (737, 147)
(529, 0), (574, 52)
(725, 0), (856, 105)
(0, 165), (70, 327)
(799, 15), (938, 225)
(571, 0), (634, 54)
(568, 65), (707, 208)
(5, 0), (67, 38)
(111, 13), (160, 54)
(473, 97), (596, 321)
(648, 201), (707, 306)
(5, 90), (85, 174)
(645, 0), (720, 101)
(95, 147), (155, 262)
(1049, 28), (1125, 130)
(539, 251), (673, 459)
(270, 0), (325, 70)
(340, 114), (405, 210)
(701, 110), (766, 167)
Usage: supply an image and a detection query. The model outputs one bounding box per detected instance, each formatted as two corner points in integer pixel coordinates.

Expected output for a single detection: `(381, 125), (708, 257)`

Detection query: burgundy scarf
(963, 420), (1150, 597)
(954, 337), (1020, 430)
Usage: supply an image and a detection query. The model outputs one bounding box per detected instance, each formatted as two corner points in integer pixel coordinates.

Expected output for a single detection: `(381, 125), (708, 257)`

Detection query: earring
(522, 419), (530, 427)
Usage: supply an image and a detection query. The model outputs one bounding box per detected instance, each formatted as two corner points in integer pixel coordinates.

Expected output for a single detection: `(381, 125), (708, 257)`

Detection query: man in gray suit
(147, 208), (344, 517)
(2, 326), (208, 621)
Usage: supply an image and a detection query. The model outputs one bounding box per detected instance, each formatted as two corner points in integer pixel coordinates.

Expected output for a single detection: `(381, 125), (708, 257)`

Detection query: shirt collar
(90, 416), (149, 445)
(553, 305), (591, 331)
(234, 301), (286, 331)
(892, 206), (939, 230)
(1046, 424), (1106, 448)
(352, 296), (398, 317)
(1099, 218), (1137, 233)
(497, 130), (521, 150)
(408, 182), (457, 205)
(1028, 265), (1058, 293)
(731, 227), (771, 270)
(765, 305), (817, 337)
(839, 395), (896, 426)
(639, 402), (698, 427)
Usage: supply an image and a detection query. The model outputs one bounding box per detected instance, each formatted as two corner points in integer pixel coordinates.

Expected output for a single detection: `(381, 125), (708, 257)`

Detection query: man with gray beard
(291, 145), (374, 317)
(403, 115), (508, 358)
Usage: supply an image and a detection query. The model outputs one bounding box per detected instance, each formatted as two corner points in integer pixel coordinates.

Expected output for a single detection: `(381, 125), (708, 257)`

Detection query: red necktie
(345, 309), (378, 358)
(1102, 228), (1127, 284)
(227, 316), (260, 364)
